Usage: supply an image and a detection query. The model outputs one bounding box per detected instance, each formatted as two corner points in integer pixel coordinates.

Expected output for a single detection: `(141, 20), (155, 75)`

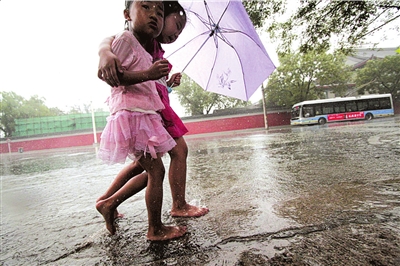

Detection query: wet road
(1, 116), (400, 265)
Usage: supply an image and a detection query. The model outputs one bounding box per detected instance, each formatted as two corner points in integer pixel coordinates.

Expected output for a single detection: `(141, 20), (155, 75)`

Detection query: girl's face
(158, 12), (186, 44)
(125, 1), (164, 41)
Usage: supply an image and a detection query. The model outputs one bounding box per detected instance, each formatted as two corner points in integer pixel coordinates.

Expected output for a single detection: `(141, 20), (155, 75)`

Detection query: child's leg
(138, 154), (186, 241)
(97, 161), (144, 201)
(169, 137), (209, 217)
(97, 161), (145, 218)
(96, 172), (148, 235)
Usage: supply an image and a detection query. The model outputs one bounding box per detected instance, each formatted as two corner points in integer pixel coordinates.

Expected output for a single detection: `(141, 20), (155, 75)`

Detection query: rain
(2, 116), (399, 265)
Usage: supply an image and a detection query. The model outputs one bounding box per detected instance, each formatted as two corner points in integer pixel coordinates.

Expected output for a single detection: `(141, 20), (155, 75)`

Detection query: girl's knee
(170, 138), (188, 158)
(150, 160), (166, 177)
(139, 156), (165, 173)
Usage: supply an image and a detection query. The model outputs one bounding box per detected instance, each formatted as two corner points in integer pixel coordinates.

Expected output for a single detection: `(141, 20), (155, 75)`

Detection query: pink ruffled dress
(98, 31), (176, 165)
(152, 41), (188, 139)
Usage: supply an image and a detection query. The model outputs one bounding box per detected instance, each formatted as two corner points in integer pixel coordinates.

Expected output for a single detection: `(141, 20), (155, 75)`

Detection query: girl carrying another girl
(96, 0), (186, 241)
(97, 1), (209, 222)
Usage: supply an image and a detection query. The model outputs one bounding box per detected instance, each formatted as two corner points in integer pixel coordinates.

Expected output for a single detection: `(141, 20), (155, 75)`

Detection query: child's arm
(98, 36), (123, 87)
(119, 59), (171, 87)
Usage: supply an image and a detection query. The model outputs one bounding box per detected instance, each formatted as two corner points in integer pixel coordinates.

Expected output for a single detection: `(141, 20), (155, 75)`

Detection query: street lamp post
(7, 138), (11, 154)
(261, 85), (268, 129)
(91, 102), (98, 145)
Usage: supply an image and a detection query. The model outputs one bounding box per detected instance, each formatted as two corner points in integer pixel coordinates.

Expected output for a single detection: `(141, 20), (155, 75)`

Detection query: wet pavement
(1, 116), (400, 265)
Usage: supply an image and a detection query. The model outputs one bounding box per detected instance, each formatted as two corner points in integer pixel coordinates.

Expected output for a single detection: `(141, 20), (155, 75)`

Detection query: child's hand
(98, 51), (123, 87)
(147, 59), (170, 80)
(167, 73), (182, 87)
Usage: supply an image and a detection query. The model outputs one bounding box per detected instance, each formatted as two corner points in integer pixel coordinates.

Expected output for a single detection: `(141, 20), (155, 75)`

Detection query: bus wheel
(365, 113), (373, 120)
(318, 118), (327, 125)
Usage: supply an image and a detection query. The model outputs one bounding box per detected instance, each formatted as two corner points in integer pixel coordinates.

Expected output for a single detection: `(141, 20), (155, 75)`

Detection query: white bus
(291, 94), (394, 126)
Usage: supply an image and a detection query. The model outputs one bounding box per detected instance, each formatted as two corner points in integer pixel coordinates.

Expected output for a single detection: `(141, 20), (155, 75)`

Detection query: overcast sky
(0, 1), (397, 117)
(0, 0), (281, 117)
(0, 1), (131, 113)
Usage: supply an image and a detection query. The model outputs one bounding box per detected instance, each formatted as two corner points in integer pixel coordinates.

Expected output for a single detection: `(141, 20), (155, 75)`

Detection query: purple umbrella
(163, 0), (276, 101)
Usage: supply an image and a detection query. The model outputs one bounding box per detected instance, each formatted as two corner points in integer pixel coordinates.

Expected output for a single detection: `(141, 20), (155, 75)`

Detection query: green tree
(173, 74), (249, 116)
(0, 92), (23, 137)
(355, 55), (400, 101)
(265, 51), (352, 107)
(68, 105), (85, 114)
(243, 0), (285, 28)
(21, 95), (63, 118)
(0, 91), (64, 137)
(243, 0), (400, 54)
(66, 103), (101, 114)
(49, 107), (65, 116)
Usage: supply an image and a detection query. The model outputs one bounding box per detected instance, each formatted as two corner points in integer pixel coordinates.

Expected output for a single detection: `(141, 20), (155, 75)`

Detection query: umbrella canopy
(164, 0), (276, 101)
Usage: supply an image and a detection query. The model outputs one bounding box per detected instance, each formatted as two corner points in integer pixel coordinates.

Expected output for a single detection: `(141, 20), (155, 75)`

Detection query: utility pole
(91, 102), (98, 145)
(261, 84), (268, 129)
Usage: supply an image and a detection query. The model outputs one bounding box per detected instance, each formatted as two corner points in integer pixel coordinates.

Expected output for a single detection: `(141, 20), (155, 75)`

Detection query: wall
(0, 111), (291, 153)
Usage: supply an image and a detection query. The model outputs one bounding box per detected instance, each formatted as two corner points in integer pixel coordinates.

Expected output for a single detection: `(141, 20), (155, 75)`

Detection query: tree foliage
(68, 103), (94, 114)
(0, 91), (64, 137)
(243, 0), (286, 28)
(173, 74), (250, 116)
(265, 51), (352, 107)
(355, 55), (400, 101)
(243, 0), (400, 54)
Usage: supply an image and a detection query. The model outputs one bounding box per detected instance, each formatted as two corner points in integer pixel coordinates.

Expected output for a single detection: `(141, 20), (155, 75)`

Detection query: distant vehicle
(291, 94), (394, 126)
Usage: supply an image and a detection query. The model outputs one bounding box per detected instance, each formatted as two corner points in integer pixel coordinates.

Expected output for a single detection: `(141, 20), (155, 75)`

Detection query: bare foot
(96, 200), (117, 235)
(170, 203), (209, 217)
(114, 210), (124, 219)
(147, 225), (187, 241)
(97, 197), (124, 219)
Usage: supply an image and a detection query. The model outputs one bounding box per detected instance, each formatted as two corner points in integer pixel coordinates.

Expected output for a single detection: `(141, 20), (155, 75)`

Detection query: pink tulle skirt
(98, 110), (176, 165)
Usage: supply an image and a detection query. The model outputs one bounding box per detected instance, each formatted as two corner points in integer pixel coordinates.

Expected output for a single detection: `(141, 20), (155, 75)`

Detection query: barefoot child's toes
(171, 204), (209, 218)
(114, 210), (124, 219)
(147, 225), (187, 241)
(196, 206), (209, 216)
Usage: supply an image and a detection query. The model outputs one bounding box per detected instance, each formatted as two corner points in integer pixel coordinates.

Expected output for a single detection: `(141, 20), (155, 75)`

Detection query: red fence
(0, 112), (291, 153)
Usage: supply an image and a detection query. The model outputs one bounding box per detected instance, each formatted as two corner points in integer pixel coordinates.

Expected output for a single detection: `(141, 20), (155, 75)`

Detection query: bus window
(357, 100), (368, 111)
(346, 101), (357, 112)
(315, 104), (322, 115)
(303, 105), (315, 117)
(379, 97), (391, 109)
(322, 103), (334, 114)
(369, 100), (380, 110)
(291, 106), (300, 118)
(333, 102), (345, 113)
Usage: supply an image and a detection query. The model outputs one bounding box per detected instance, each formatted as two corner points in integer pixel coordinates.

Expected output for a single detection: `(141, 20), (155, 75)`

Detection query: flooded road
(1, 116), (400, 265)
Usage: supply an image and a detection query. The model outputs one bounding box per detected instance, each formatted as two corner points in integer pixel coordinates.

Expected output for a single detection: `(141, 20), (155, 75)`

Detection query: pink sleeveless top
(107, 31), (165, 115)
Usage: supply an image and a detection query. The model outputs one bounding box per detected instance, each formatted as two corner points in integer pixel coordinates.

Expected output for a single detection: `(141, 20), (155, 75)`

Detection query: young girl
(97, 1), (209, 220)
(96, 0), (186, 241)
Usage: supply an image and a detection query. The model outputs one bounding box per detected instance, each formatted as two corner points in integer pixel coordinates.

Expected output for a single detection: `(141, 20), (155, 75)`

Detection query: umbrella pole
(168, 36), (211, 89)
(261, 85), (268, 130)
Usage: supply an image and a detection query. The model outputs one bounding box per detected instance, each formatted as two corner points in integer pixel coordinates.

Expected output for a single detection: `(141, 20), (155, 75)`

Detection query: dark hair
(125, 0), (132, 10)
(164, 1), (186, 18)
(124, 1), (186, 25)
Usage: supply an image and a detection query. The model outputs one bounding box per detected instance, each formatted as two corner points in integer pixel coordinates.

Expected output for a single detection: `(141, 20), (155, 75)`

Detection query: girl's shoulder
(115, 30), (136, 42)
(113, 31), (143, 52)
